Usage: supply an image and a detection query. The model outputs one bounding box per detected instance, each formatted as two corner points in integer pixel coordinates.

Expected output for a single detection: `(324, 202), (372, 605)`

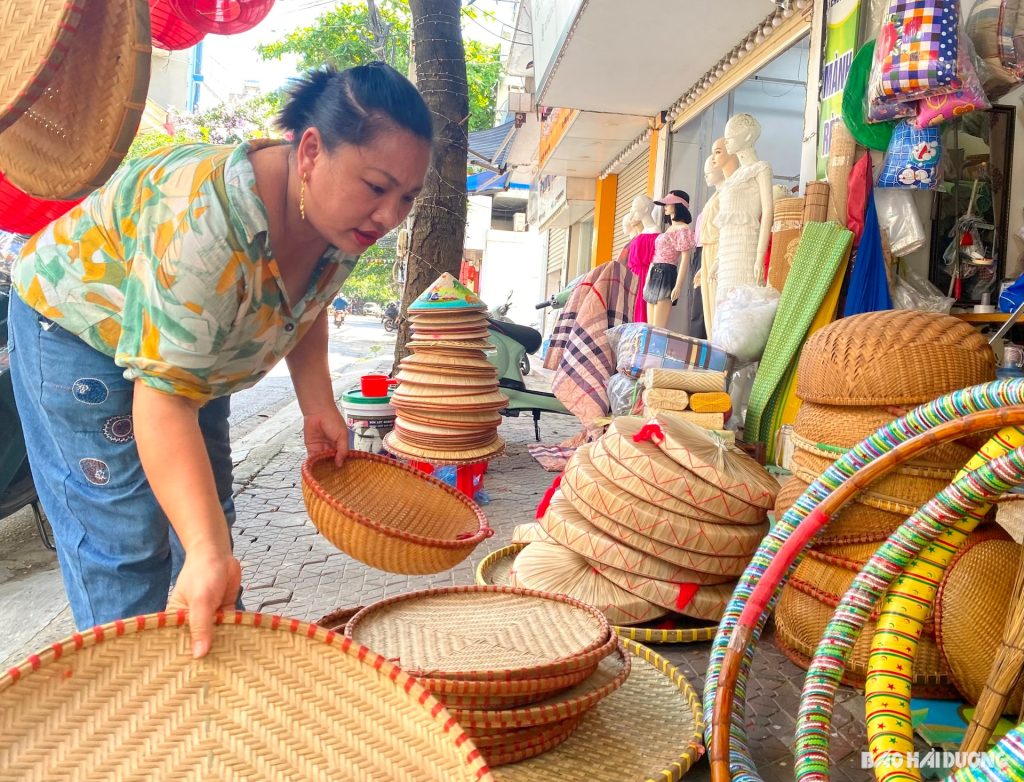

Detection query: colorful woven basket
(301, 450), (492, 574)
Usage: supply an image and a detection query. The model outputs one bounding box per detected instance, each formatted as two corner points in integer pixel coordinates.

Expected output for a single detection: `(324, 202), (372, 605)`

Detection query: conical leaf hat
(409, 272), (486, 312)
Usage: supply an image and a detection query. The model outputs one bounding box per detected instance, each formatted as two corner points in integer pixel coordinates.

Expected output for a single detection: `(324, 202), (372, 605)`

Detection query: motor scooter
(382, 301), (399, 333)
(332, 307), (346, 328)
(486, 316), (570, 441)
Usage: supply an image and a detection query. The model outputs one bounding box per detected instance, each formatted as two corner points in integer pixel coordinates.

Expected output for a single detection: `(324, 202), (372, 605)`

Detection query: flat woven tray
(491, 640), (704, 781)
(345, 585), (612, 681)
(475, 545), (719, 645)
(0, 611), (493, 781)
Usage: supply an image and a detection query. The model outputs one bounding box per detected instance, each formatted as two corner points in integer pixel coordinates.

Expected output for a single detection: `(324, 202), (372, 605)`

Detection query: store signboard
(816, 0), (861, 178)
(530, 0), (584, 98)
(533, 173), (568, 230)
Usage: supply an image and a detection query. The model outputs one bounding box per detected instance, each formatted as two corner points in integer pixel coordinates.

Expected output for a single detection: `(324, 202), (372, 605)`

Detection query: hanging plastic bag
(710, 285), (780, 363)
(877, 121), (942, 190)
(892, 264), (956, 312)
(873, 187), (927, 256)
(912, 38), (991, 128)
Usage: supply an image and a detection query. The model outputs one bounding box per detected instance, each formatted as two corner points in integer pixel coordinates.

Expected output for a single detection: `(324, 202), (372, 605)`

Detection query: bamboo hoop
(703, 388), (1024, 782)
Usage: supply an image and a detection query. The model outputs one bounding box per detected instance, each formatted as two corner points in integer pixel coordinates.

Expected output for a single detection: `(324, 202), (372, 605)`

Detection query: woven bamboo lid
(795, 310), (996, 406)
(409, 339), (495, 351)
(563, 444), (764, 568)
(509, 541), (668, 626)
(401, 353), (496, 372)
(0, 611), (493, 781)
(641, 414), (779, 510)
(0, 0), (151, 199)
(0, 0), (85, 133)
(600, 418), (768, 524)
(384, 431), (506, 464)
(396, 368), (498, 387)
(936, 537), (1024, 709)
(345, 585), (612, 681)
(593, 562), (734, 621)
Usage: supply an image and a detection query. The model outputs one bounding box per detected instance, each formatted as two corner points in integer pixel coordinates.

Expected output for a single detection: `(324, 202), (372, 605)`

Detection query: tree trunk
(395, 0), (468, 365)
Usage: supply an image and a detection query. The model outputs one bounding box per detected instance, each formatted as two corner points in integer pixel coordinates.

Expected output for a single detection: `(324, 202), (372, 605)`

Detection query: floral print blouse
(14, 140), (359, 402)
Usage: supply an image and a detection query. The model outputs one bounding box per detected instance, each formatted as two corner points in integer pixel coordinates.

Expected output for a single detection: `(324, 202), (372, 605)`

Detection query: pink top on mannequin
(652, 226), (695, 264)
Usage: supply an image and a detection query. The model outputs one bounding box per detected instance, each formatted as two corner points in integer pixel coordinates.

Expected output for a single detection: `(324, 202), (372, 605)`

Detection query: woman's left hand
(302, 408), (350, 466)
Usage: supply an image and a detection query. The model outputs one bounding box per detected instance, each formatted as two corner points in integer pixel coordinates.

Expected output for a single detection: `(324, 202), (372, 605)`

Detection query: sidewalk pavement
(1, 378), (874, 781)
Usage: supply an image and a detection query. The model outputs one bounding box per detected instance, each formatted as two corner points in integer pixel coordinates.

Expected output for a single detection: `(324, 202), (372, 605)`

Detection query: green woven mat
(745, 221), (853, 446)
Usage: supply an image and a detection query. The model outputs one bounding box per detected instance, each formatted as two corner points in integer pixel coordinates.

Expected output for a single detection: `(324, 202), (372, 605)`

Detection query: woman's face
(299, 126), (431, 254)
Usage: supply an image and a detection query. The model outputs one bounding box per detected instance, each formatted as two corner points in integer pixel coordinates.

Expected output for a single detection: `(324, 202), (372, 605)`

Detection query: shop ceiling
(538, 0), (781, 117)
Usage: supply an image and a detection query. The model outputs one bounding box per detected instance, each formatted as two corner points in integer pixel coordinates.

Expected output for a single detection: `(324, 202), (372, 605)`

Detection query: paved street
(0, 316), (876, 780)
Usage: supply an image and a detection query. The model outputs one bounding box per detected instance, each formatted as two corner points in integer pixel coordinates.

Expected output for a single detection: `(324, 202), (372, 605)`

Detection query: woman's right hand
(167, 543), (242, 658)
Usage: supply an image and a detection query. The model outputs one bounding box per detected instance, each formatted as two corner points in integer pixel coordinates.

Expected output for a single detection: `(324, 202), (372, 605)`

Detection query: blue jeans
(7, 290), (237, 628)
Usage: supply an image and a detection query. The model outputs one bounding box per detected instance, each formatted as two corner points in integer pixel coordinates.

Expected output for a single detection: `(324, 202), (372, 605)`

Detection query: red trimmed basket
(301, 450), (492, 574)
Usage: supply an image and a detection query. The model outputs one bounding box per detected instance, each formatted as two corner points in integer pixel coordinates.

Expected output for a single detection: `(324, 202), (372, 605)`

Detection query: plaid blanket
(543, 258), (639, 435)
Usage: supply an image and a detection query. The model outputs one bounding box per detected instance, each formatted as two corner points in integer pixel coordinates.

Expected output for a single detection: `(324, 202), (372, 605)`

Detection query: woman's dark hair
(663, 189), (692, 226)
(276, 62), (433, 149)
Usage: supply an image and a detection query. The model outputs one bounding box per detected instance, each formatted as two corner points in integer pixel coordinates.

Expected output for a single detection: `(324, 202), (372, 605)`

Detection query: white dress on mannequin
(714, 159), (771, 295)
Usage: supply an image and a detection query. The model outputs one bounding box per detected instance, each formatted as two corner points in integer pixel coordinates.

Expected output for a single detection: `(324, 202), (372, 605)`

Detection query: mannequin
(618, 213), (643, 262)
(713, 113), (774, 303)
(626, 194), (661, 323)
(697, 155), (727, 339)
(644, 189), (695, 330)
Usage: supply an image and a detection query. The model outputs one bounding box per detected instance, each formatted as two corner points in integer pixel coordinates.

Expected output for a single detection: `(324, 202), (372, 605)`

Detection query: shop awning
(537, 0), (782, 116)
(467, 170), (530, 195)
(468, 121), (517, 171)
(540, 110), (650, 178)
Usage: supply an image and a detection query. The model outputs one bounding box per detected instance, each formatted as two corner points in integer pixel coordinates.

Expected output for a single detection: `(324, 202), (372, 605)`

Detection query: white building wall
(480, 229), (545, 330)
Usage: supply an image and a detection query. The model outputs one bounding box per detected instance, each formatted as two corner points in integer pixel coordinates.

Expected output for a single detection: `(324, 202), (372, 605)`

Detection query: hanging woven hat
(509, 541), (668, 627)
(409, 273), (486, 313)
(795, 310), (996, 407)
(167, 0), (273, 35)
(0, 0), (152, 199)
(935, 537), (1024, 710)
(643, 414), (779, 510)
(0, 0), (86, 133)
(150, 0), (205, 50)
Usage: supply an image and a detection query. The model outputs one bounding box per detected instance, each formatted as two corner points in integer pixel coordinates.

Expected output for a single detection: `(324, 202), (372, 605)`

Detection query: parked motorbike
(486, 316), (570, 440)
(382, 302), (399, 333)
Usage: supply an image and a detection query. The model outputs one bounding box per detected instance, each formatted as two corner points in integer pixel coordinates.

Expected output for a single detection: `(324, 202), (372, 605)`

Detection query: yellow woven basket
(302, 451), (492, 574)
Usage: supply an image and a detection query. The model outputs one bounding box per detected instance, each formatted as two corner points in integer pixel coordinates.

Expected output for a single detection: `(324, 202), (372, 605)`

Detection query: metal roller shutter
(546, 227), (569, 278)
(610, 150), (650, 260)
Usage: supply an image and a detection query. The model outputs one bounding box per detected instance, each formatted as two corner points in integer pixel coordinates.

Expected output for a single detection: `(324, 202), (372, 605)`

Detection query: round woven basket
(344, 585), (614, 682)
(794, 310), (996, 407)
(301, 451), (492, 574)
(0, 0), (85, 133)
(936, 537), (1024, 711)
(0, 611), (494, 781)
(774, 586), (954, 693)
(793, 401), (980, 467)
(774, 475), (909, 543)
(0, 0), (151, 199)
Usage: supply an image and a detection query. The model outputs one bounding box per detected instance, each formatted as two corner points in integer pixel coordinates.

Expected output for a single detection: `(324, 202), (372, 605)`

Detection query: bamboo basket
(302, 451), (492, 574)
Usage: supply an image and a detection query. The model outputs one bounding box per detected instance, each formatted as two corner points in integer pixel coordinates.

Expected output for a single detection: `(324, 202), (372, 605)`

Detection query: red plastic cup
(360, 374), (397, 398)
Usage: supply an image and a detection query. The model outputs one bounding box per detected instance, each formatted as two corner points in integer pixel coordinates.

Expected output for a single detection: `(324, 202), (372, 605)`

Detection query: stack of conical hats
(773, 310), (997, 694)
(384, 273), (507, 464)
(512, 414), (777, 625)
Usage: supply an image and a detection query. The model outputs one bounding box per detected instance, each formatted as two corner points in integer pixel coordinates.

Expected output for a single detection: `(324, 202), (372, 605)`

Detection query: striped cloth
(543, 257), (638, 434)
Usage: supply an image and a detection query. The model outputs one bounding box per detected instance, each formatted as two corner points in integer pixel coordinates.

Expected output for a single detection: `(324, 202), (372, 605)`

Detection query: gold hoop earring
(299, 178), (307, 221)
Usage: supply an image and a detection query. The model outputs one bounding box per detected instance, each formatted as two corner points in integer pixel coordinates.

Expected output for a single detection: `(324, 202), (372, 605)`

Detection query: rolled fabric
(642, 368), (727, 393)
(826, 123), (856, 226)
(642, 388), (689, 411)
(689, 392), (732, 414)
(645, 409), (725, 430)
